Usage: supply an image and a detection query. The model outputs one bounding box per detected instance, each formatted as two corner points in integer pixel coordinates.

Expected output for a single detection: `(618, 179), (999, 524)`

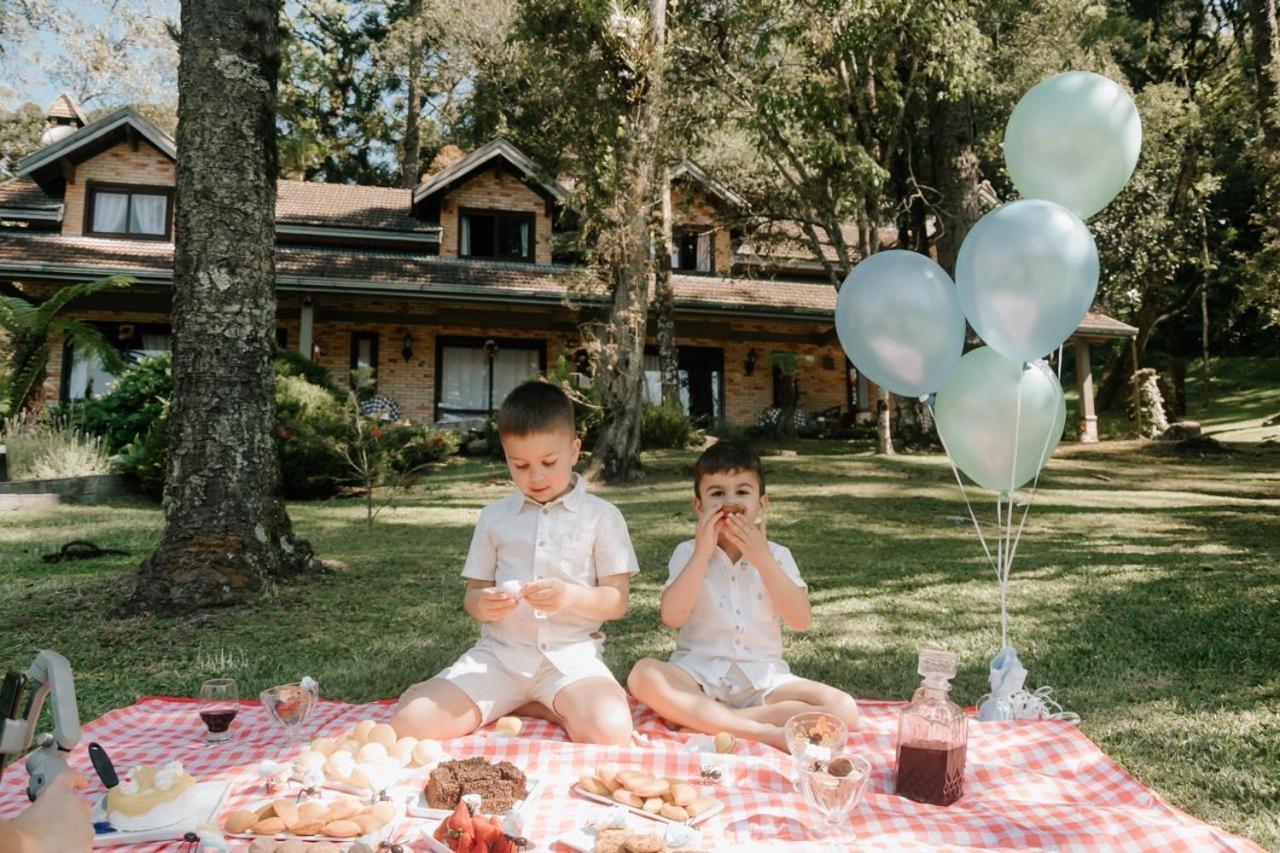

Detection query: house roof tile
(0, 232), (1138, 336)
(275, 180), (435, 233)
(0, 176), (61, 211)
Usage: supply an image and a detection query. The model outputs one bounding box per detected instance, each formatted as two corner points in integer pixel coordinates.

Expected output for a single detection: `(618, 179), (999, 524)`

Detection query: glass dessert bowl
(260, 681), (317, 745)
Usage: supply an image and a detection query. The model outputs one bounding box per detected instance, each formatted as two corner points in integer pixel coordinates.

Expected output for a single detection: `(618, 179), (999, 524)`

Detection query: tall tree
(125, 0), (320, 613)
(587, 0), (664, 481)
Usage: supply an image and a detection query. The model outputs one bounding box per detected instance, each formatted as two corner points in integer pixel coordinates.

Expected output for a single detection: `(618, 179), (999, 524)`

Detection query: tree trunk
(930, 91), (983, 276)
(876, 387), (894, 455)
(1248, 0), (1280, 149)
(401, 5), (423, 189)
(123, 0), (320, 614)
(587, 0), (665, 482)
(654, 166), (680, 408)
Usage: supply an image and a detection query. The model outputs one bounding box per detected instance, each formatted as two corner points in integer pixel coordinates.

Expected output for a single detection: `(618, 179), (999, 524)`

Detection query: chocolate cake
(425, 757), (528, 814)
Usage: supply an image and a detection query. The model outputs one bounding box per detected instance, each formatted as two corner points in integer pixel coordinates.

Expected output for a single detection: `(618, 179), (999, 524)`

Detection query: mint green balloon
(934, 347), (1066, 493)
(1004, 71), (1141, 219)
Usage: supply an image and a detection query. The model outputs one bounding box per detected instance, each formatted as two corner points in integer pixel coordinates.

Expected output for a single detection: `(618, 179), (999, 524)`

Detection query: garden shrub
(392, 425), (462, 472)
(641, 402), (697, 449)
(275, 375), (353, 499)
(78, 353), (171, 453)
(275, 349), (340, 395)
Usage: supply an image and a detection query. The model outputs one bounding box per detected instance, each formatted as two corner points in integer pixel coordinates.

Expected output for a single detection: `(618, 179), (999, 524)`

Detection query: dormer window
(459, 208), (534, 262)
(672, 228), (713, 274)
(85, 182), (172, 240)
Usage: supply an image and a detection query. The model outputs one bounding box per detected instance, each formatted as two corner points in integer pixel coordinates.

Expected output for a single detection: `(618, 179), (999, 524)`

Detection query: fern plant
(0, 275), (133, 422)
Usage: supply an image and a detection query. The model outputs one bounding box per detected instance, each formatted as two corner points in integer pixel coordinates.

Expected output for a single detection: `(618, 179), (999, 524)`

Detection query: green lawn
(2, 439), (1278, 847)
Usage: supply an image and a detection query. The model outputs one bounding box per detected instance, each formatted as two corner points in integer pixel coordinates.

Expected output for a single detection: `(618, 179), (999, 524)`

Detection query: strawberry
(491, 836), (515, 853)
(472, 819), (502, 848)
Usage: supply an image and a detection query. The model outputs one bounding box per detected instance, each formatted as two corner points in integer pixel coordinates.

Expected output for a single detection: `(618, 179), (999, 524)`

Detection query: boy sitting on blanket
(628, 441), (860, 751)
(392, 381), (639, 746)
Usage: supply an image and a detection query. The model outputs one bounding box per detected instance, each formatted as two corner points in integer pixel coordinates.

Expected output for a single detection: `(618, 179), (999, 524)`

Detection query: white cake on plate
(105, 761), (199, 831)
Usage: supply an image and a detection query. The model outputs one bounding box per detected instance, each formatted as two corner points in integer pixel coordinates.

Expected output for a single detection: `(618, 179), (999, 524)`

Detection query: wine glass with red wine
(198, 678), (239, 744)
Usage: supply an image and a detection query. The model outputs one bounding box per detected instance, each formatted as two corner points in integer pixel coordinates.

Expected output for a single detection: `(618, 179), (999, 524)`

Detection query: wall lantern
(744, 348), (758, 376)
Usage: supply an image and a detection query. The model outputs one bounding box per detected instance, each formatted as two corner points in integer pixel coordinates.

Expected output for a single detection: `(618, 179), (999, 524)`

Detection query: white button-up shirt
(462, 474), (640, 677)
(663, 538), (807, 688)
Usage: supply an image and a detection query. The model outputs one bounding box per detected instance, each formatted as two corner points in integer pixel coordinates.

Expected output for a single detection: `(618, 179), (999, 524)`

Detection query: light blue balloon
(835, 250), (966, 398)
(956, 199), (1098, 363)
(933, 347), (1066, 494)
(1004, 71), (1142, 219)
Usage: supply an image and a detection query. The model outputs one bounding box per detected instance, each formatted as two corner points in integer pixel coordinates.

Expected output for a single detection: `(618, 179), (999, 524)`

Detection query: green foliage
(0, 275), (133, 420)
(78, 353), (171, 453)
(392, 425), (463, 471)
(275, 375), (353, 499)
(275, 349), (341, 395)
(640, 401), (697, 450)
(547, 355), (604, 442)
(116, 415), (169, 496)
(0, 102), (46, 177)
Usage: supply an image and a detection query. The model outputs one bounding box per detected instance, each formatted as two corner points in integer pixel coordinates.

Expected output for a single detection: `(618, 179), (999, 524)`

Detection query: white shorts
(671, 658), (800, 710)
(406, 642), (618, 725)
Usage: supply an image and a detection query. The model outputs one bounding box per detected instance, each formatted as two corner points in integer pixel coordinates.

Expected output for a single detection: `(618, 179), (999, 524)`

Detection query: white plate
(554, 818), (703, 853)
(222, 791), (405, 847)
(295, 763), (437, 797)
(571, 784), (723, 828)
(407, 775), (544, 819)
(92, 781), (231, 848)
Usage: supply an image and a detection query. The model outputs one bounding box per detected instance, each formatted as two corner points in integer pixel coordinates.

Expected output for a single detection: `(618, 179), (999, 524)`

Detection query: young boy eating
(392, 381), (638, 746)
(627, 441), (859, 751)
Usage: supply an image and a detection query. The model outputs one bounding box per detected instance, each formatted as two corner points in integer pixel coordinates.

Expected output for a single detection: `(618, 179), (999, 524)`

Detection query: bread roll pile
(295, 719), (445, 789)
(577, 764), (717, 823)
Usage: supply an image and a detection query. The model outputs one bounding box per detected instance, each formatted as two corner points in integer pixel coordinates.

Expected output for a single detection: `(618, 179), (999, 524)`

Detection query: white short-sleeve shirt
(462, 473), (640, 677)
(663, 538), (807, 689)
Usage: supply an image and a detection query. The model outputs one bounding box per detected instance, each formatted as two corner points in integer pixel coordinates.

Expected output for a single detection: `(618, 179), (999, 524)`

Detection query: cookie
(612, 788), (644, 808)
(223, 810), (258, 833)
(323, 800), (361, 822)
(277, 840), (309, 853)
(630, 777), (669, 799)
(251, 817), (285, 835)
(668, 782), (697, 807)
(298, 801), (329, 822)
(579, 773), (612, 796)
(615, 770), (650, 791)
(271, 799), (300, 829)
(686, 796), (717, 817)
(597, 762), (623, 791)
(322, 819), (362, 837)
(247, 838), (277, 853)
(642, 797), (664, 814)
(352, 813), (382, 834)
(369, 800), (396, 823)
(660, 803), (689, 822)
(290, 820), (326, 836)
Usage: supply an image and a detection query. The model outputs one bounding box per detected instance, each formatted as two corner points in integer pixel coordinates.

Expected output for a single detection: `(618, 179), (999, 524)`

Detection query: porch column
(299, 297), (314, 361)
(1073, 339), (1098, 443)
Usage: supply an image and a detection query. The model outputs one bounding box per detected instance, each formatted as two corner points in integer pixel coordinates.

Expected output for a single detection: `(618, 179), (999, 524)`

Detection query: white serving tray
(570, 783), (723, 828)
(407, 775), (544, 820)
(92, 780), (231, 848)
(222, 790), (404, 847)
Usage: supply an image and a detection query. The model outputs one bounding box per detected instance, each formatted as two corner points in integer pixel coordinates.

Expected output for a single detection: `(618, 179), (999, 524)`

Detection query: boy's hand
(692, 505), (724, 558)
(723, 511), (769, 566)
(474, 588), (518, 622)
(522, 578), (573, 614)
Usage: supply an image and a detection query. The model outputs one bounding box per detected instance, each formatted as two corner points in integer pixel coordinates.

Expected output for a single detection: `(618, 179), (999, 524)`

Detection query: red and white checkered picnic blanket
(0, 696), (1261, 852)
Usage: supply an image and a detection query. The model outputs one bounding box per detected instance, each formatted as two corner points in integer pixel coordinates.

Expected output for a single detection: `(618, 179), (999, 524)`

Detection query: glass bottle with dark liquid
(894, 649), (967, 807)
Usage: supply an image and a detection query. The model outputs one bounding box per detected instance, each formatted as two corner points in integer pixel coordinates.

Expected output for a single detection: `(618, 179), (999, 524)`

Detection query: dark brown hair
(693, 441), (766, 496)
(496, 380), (576, 437)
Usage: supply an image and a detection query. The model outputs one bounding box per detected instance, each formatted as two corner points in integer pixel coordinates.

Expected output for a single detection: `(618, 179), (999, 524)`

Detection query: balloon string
(1000, 375), (1026, 650)
(927, 402), (1000, 577)
(1006, 365), (1063, 578)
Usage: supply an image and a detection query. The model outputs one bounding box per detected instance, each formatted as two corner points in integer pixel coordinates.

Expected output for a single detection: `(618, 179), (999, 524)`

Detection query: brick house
(0, 96), (1136, 439)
